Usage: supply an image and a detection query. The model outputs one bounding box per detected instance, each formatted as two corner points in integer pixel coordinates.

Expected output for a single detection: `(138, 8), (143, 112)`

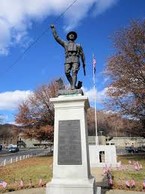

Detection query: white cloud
(0, 87), (107, 111)
(93, 0), (118, 15)
(83, 86), (108, 104)
(0, 90), (32, 110)
(0, 88), (108, 123)
(0, 0), (118, 55)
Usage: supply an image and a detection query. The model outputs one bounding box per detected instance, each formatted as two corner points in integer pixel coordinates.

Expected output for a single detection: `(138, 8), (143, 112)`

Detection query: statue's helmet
(66, 31), (77, 41)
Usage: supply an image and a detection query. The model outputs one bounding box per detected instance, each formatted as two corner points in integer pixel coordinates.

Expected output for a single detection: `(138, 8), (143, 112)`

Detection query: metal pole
(94, 84), (99, 145)
(92, 53), (98, 145)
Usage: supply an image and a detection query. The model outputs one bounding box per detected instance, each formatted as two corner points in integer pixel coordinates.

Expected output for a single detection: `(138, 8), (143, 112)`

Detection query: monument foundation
(46, 91), (96, 194)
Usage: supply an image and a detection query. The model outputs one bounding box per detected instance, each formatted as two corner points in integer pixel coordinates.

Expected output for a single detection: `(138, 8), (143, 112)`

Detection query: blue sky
(0, 0), (144, 124)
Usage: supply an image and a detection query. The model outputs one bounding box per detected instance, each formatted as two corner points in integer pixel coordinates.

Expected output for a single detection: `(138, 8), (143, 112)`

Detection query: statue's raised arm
(50, 24), (65, 47)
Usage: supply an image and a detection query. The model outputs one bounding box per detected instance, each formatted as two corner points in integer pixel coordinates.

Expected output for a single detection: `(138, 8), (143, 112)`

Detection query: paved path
(4, 167), (144, 194)
(106, 190), (144, 194)
(4, 188), (144, 194)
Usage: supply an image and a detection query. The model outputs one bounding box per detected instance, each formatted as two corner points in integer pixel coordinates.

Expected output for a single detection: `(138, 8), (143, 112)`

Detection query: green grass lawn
(0, 156), (53, 193)
(112, 154), (145, 191)
(0, 154), (145, 193)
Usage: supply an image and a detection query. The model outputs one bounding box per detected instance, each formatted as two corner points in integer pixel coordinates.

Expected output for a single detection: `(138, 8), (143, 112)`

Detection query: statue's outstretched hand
(50, 24), (55, 29)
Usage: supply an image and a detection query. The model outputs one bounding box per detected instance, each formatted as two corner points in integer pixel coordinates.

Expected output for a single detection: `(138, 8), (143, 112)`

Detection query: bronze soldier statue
(50, 24), (86, 90)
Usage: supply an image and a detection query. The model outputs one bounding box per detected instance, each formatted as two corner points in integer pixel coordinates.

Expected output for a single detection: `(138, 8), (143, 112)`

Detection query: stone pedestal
(46, 93), (96, 194)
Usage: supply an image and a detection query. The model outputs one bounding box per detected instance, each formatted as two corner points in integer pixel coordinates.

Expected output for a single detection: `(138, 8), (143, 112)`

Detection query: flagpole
(92, 54), (99, 145)
(94, 84), (99, 145)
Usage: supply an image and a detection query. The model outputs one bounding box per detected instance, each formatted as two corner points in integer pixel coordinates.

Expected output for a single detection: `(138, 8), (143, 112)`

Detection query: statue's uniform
(51, 27), (85, 89)
(65, 42), (81, 75)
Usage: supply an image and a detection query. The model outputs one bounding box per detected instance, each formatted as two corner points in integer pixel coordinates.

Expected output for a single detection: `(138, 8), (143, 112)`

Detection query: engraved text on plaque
(58, 120), (82, 165)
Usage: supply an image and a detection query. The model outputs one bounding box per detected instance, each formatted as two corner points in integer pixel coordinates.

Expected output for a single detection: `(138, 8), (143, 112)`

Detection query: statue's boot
(71, 73), (77, 90)
(65, 73), (73, 89)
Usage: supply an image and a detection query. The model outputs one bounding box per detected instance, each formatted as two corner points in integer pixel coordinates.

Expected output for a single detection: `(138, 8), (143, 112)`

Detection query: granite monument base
(46, 178), (96, 194)
(46, 91), (96, 194)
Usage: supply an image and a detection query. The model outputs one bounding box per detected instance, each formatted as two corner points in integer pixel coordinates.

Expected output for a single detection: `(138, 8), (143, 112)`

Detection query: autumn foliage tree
(104, 20), (145, 136)
(15, 79), (64, 142)
(87, 108), (113, 136)
(87, 108), (141, 137)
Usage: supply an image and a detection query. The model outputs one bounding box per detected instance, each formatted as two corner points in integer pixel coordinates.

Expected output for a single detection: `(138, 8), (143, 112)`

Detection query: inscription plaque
(58, 120), (82, 165)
